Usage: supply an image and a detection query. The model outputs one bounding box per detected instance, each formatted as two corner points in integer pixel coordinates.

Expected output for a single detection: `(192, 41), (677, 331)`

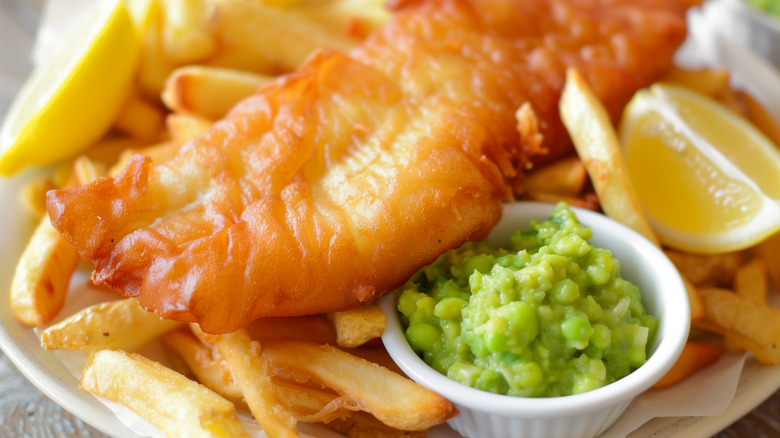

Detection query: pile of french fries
(6, 0), (780, 436)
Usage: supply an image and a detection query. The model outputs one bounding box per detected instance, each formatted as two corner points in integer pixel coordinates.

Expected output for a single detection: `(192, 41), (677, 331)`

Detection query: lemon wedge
(619, 83), (780, 253)
(0, 0), (142, 176)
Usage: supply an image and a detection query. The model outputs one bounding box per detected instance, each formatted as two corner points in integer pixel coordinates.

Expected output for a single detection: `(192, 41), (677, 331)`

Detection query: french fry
(664, 249), (743, 287)
(523, 190), (601, 211)
(262, 338), (457, 431)
(697, 287), (780, 365)
(651, 341), (724, 389)
(212, 329), (299, 438)
(330, 304), (385, 348)
(173, 326), (360, 423)
(345, 345), (405, 375)
(660, 66), (730, 98)
(559, 68), (660, 246)
(187, 321), (409, 423)
(114, 93), (166, 142)
(752, 231), (780, 292)
(137, 0), (177, 102)
(9, 155), (109, 327)
(20, 177), (56, 217)
(161, 328), (244, 401)
(723, 330), (780, 365)
(72, 156), (106, 186)
(80, 349), (250, 438)
(523, 155), (587, 198)
(203, 0), (357, 75)
(41, 298), (183, 353)
(271, 377), (352, 422)
(681, 275), (705, 323)
(303, 0), (391, 34)
(327, 411), (428, 438)
(161, 65), (272, 119)
(83, 136), (149, 168)
(166, 113), (213, 144)
(108, 141), (180, 176)
(159, 0), (217, 64)
(734, 257), (768, 304)
(9, 217), (80, 326)
(166, 327), (343, 422)
(138, 140), (182, 163)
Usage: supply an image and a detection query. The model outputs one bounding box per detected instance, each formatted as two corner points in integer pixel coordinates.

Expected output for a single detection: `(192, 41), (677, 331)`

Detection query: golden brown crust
(47, 0), (691, 333)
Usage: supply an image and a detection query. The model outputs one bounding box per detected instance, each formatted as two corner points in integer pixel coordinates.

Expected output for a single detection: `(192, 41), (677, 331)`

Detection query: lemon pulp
(620, 84), (780, 253)
(0, 0), (141, 176)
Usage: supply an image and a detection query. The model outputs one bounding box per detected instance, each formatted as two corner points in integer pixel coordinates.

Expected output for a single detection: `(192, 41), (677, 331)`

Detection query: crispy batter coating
(48, 0), (692, 333)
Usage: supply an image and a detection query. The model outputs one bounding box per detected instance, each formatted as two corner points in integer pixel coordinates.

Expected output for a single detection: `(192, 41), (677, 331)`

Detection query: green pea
(513, 361), (543, 389)
(405, 323), (440, 352)
(551, 278), (579, 304)
(586, 265), (611, 286)
(410, 296), (437, 324)
(493, 267), (515, 296)
(589, 324), (612, 350)
(462, 254), (495, 277)
(562, 315), (591, 342)
(447, 360), (483, 387)
(434, 280), (469, 301)
(572, 375), (602, 394)
(397, 290), (423, 318)
(551, 233), (590, 257)
(434, 297), (467, 320)
(504, 301), (538, 340)
(485, 332), (508, 353)
(510, 230), (539, 251)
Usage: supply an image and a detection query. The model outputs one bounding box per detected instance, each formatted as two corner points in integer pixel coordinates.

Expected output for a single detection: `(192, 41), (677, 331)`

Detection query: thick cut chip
(80, 349), (249, 437)
(41, 298), (183, 353)
(10, 217), (79, 326)
(734, 257), (768, 304)
(213, 330), (299, 438)
(331, 304), (386, 348)
(263, 338), (457, 431)
(697, 287), (780, 364)
(559, 68), (660, 246)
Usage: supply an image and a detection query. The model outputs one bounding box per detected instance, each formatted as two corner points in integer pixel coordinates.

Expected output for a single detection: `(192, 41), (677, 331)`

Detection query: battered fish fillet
(47, 0), (693, 334)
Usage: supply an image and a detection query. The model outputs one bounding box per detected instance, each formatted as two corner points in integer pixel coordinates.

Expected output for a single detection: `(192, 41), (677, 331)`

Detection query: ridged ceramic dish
(380, 202), (690, 438)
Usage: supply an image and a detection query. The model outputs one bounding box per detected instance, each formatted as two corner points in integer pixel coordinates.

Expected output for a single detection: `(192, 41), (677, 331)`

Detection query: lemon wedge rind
(0, 0), (142, 176)
(646, 198), (780, 253)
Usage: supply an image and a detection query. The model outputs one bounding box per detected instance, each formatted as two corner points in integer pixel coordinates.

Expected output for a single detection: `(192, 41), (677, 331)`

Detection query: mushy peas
(396, 203), (658, 397)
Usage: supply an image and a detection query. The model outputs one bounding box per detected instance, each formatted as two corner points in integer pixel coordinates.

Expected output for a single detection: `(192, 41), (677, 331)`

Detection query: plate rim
(1, 171), (779, 437)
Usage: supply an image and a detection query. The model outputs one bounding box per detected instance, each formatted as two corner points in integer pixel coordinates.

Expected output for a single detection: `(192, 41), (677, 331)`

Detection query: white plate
(1, 170), (779, 438)
(1, 0), (780, 436)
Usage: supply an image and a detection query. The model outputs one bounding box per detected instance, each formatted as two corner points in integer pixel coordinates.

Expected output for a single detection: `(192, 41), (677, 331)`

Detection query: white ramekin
(380, 202), (690, 438)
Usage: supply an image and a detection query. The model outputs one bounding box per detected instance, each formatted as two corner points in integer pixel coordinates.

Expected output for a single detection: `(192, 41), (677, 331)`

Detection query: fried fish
(48, 0), (693, 333)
